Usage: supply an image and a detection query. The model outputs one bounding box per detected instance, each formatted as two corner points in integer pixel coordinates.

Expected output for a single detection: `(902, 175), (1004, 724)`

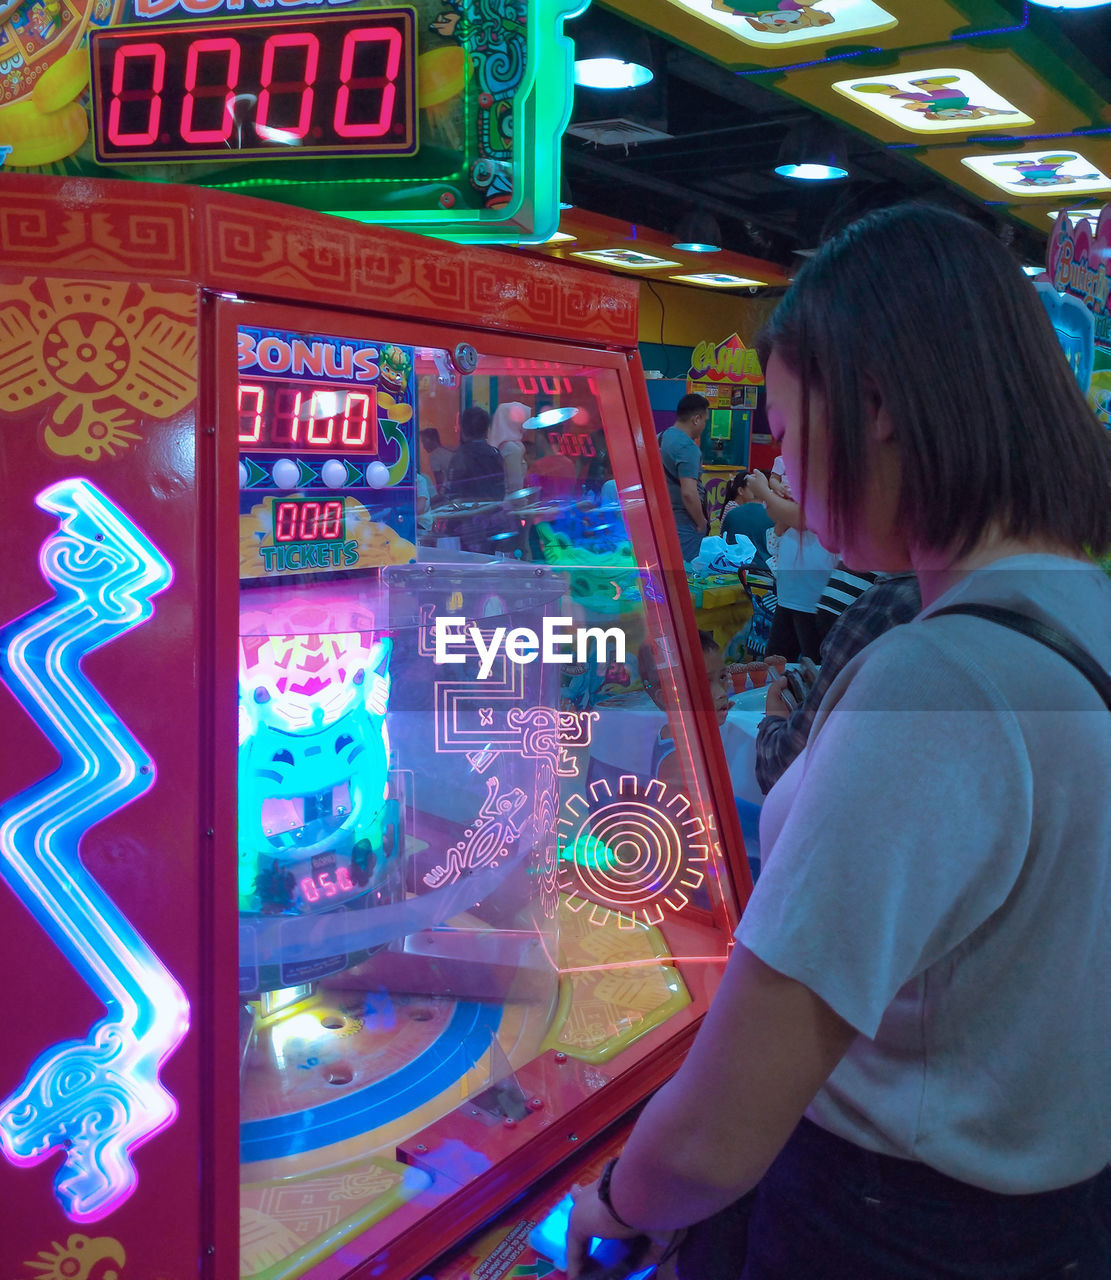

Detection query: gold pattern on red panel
(0, 276), (196, 459)
(542, 900), (691, 1063)
(21, 1233), (125, 1280)
(240, 1157), (417, 1279)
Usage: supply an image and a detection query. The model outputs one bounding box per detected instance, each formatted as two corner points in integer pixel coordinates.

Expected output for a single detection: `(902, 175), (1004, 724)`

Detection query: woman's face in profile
(764, 351), (834, 552)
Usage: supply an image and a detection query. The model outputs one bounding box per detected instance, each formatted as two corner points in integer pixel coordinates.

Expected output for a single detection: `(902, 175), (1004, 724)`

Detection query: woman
(489, 401), (530, 494)
(567, 203), (1111, 1279)
(720, 471), (775, 573)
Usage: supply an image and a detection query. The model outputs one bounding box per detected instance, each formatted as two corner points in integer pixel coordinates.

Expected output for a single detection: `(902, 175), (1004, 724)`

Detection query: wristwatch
(597, 1157), (635, 1229)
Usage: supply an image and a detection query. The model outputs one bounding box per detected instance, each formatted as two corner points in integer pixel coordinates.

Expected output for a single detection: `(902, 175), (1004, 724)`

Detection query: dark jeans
(765, 606), (821, 664)
(678, 1118), (1111, 1280)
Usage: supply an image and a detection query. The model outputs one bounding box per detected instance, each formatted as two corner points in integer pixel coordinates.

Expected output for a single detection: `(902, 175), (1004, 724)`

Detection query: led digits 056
(91, 10), (417, 162)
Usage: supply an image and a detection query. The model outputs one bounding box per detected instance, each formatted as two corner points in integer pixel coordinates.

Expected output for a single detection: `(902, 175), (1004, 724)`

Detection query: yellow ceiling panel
(779, 48), (1085, 142)
(917, 140), (1111, 204)
(600, 0), (1011, 70)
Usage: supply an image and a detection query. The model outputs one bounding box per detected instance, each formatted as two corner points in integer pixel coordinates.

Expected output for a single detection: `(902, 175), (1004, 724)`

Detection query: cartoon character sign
(238, 616), (396, 918)
(853, 75), (1019, 122)
(710, 0), (832, 30)
(964, 150), (1111, 198)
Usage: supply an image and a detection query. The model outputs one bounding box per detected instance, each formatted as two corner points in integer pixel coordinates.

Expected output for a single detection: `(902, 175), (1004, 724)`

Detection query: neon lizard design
(0, 478), (189, 1223)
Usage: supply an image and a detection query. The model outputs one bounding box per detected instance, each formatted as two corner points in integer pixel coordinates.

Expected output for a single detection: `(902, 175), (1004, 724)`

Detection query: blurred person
(720, 472), (775, 574)
(490, 401), (529, 493)
(421, 427), (454, 490)
(660, 394), (710, 562)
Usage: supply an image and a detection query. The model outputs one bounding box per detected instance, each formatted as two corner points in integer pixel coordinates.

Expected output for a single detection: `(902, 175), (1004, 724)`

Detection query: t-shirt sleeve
(738, 627), (1034, 1038)
(674, 434), (701, 480)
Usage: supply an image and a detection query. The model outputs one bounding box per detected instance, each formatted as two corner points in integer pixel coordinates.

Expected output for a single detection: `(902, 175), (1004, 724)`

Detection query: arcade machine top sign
(0, 0), (585, 244)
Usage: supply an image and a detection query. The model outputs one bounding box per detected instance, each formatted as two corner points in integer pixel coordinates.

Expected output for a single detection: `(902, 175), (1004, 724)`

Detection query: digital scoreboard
(0, 0), (583, 242)
(91, 11), (418, 162)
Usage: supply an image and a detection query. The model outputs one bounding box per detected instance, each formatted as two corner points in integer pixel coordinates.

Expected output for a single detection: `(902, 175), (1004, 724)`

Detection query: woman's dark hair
(720, 471), (748, 520)
(757, 202), (1111, 557)
(459, 405), (491, 442)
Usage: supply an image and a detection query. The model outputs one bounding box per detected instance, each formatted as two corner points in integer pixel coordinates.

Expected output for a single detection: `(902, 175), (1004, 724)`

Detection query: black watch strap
(598, 1157), (634, 1229)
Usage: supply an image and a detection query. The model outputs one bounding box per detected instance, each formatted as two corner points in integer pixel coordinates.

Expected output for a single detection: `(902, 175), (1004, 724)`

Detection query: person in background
(755, 572), (921, 793)
(566, 201), (1111, 1280)
(814, 563), (880, 643)
(746, 468), (835, 662)
(526, 428), (577, 501)
(659, 394), (710, 563)
(489, 402), (529, 494)
(415, 471), (434, 537)
(720, 472), (775, 574)
(443, 407), (504, 503)
(421, 428), (455, 491)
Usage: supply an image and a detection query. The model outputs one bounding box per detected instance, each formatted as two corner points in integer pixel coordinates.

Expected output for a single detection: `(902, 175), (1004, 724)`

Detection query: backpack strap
(927, 603), (1111, 711)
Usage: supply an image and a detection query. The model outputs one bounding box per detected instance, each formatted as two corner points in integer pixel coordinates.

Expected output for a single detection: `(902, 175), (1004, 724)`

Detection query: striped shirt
(755, 573), (922, 795)
(816, 565), (879, 620)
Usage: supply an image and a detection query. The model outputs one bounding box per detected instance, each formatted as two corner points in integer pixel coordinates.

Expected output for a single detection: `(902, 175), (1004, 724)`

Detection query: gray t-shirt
(659, 425), (704, 561)
(739, 555), (1111, 1193)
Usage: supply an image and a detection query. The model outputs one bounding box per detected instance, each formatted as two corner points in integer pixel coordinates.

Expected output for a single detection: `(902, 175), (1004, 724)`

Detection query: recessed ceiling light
(1046, 208), (1102, 223)
(573, 58), (653, 90)
(774, 162), (849, 181)
(1029, 1), (1111, 8)
(1023, 266), (1044, 276)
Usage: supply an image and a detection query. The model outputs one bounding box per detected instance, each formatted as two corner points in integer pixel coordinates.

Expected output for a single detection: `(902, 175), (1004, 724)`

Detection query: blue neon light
(0, 479), (189, 1222)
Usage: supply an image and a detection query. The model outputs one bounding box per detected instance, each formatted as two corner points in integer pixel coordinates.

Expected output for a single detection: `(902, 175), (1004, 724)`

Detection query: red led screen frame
(90, 9), (418, 163)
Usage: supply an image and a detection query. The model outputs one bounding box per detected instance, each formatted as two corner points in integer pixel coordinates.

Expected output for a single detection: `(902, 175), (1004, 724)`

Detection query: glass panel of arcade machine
(235, 334), (743, 1279)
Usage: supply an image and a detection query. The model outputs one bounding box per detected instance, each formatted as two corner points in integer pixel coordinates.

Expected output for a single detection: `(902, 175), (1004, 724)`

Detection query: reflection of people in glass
(421, 427), (455, 491)
(490, 401), (529, 493)
(526, 429), (577, 501)
(443, 407), (505, 503)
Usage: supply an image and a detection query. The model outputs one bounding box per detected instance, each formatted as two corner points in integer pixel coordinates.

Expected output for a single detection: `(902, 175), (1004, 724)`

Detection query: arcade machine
(0, 159), (754, 1280)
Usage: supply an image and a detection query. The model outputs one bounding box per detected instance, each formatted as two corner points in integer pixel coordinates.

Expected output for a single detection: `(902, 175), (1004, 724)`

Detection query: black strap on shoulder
(928, 603), (1111, 711)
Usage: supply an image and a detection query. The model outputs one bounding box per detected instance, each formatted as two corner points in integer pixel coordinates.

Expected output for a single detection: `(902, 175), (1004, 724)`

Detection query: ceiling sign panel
(832, 68), (1033, 134)
(962, 150), (1111, 198)
(603, 0), (997, 70)
(665, 0), (896, 50)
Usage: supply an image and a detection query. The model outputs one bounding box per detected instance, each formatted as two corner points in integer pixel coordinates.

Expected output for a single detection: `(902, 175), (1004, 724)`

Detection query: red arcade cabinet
(0, 175), (752, 1280)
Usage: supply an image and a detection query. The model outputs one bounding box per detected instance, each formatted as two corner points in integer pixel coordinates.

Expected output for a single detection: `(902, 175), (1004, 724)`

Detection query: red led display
(301, 866), (355, 903)
(239, 381), (377, 453)
(91, 10), (416, 162)
(272, 499), (346, 544)
(548, 431), (596, 458)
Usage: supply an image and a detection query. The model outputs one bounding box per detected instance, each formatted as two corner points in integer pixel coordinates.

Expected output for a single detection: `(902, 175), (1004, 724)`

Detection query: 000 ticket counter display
(0, 176), (751, 1280)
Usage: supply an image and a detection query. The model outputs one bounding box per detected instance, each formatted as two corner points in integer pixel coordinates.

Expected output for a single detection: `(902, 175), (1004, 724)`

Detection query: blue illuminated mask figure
(238, 615), (393, 917)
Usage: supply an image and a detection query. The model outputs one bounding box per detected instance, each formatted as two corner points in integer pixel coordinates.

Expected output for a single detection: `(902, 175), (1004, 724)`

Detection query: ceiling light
(774, 123), (849, 182)
(671, 210), (722, 253)
(525, 407), (579, 430)
(1023, 266), (1044, 276)
(571, 12), (655, 89)
(1029, 1), (1111, 8)
(574, 58), (653, 89)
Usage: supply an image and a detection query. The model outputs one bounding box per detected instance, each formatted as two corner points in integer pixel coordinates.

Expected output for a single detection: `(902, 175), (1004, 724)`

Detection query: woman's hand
(745, 471), (772, 502)
(566, 1181), (642, 1279)
(765, 676), (792, 719)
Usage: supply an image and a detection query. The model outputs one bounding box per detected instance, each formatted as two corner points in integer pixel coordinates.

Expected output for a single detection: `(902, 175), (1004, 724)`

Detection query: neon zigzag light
(0, 479), (189, 1223)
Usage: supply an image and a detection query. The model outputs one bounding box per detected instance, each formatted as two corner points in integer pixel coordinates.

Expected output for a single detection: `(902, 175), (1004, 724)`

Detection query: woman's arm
(566, 944), (855, 1274)
(746, 472), (803, 530)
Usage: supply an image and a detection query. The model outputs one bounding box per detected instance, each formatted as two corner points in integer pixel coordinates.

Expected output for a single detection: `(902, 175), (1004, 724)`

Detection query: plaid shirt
(755, 573), (923, 795)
